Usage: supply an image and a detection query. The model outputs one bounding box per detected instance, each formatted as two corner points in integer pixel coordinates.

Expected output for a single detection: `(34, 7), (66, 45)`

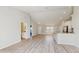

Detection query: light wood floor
(0, 34), (79, 53)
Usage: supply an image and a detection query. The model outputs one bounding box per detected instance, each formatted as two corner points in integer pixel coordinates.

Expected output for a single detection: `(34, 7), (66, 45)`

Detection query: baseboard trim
(0, 39), (21, 49)
(21, 36), (30, 40)
(32, 34), (41, 37)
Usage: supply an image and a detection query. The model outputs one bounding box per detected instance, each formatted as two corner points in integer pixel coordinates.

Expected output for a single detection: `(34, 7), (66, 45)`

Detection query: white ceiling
(13, 6), (72, 26)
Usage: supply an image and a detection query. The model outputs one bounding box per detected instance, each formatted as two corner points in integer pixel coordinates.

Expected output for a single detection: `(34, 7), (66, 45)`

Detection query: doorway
(21, 22), (26, 39)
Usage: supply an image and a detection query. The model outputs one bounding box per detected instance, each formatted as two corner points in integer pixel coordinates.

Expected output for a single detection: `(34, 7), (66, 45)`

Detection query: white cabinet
(57, 33), (75, 45)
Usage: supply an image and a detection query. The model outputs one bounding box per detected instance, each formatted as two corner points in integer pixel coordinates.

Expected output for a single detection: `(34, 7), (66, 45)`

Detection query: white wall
(72, 7), (79, 47)
(38, 25), (47, 34)
(38, 25), (42, 34)
(40, 25), (46, 34)
(31, 20), (38, 36)
(0, 7), (30, 49)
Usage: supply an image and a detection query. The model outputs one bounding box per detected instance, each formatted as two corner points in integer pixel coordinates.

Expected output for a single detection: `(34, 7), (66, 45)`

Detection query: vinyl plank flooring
(0, 34), (79, 53)
(62, 44), (79, 53)
(54, 44), (68, 53)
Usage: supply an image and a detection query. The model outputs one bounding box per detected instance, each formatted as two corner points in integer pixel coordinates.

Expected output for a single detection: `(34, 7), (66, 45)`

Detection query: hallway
(0, 35), (79, 53)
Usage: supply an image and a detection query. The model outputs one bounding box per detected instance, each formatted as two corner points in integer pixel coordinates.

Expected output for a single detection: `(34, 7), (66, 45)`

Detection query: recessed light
(64, 11), (66, 14)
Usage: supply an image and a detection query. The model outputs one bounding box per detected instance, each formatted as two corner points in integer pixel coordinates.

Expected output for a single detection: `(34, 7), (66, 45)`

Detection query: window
(46, 26), (54, 34)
